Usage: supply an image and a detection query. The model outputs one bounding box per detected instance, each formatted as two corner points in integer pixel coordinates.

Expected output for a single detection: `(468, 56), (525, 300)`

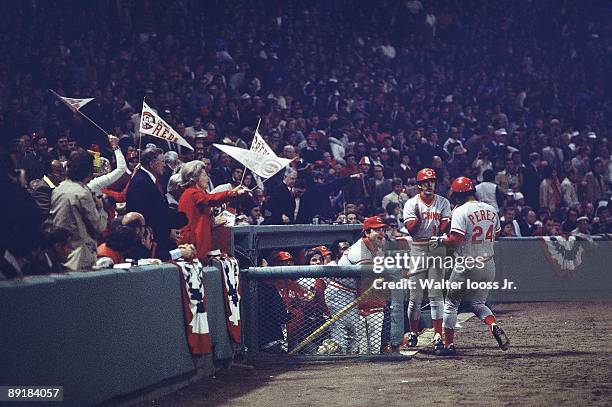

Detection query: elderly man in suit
(126, 147), (176, 259)
(264, 168), (298, 225)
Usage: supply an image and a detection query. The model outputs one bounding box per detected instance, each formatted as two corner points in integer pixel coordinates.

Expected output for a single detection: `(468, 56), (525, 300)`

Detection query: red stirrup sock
(484, 315), (496, 331)
(409, 319), (420, 334)
(433, 319), (443, 336)
(444, 328), (455, 347)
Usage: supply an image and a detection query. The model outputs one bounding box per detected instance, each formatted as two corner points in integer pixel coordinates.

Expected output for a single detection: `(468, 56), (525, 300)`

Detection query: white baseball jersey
(450, 200), (501, 258)
(335, 238), (377, 289)
(403, 194), (451, 240)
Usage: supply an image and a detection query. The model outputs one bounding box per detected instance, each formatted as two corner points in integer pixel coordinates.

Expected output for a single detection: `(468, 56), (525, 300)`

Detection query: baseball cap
(576, 216), (589, 222)
(513, 192), (524, 200)
(495, 128), (508, 135)
(363, 216), (386, 231)
(314, 245), (331, 257)
(272, 251), (293, 264)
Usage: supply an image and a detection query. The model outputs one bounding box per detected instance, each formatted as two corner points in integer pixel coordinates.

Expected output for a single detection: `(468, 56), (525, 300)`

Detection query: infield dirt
(138, 302), (611, 406)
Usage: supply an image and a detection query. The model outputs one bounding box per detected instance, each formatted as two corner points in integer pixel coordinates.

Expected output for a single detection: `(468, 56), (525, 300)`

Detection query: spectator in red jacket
(177, 160), (248, 259)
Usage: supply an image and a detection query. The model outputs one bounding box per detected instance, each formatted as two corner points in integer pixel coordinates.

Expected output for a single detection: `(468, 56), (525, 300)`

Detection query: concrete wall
(491, 240), (612, 302)
(0, 264), (233, 407)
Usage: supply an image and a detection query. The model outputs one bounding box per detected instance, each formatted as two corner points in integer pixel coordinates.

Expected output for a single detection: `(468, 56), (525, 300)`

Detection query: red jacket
(97, 243), (124, 264)
(178, 186), (237, 259)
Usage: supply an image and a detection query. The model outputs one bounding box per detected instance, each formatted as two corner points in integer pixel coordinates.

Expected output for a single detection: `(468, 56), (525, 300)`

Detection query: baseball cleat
(407, 332), (418, 347)
(433, 333), (444, 354)
(445, 343), (457, 356)
(492, 324), (510, 351)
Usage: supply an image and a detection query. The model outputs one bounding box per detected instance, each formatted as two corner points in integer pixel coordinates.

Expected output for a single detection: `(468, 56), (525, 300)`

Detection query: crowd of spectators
(1, 0), (611, 277)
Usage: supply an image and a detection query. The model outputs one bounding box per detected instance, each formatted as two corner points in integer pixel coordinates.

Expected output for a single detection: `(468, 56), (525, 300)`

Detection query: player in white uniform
(403, 168), (451, 352)
(327, 216), (387, 354)
(431, 177), (510, 355)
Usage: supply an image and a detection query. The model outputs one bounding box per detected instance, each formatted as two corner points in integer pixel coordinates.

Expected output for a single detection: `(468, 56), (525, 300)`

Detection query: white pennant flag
(250, 129), (277, 157)
(139, 101), (194, 151)
(214, 144), (292, 179)
(51, 90), (94, 112)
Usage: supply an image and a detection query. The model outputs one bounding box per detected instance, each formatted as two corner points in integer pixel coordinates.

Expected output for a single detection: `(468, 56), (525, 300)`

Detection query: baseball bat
(288, 284), (377, 355)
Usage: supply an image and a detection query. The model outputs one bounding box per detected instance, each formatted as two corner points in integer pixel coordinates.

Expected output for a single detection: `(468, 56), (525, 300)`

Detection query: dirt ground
(139, 302), (611, 407)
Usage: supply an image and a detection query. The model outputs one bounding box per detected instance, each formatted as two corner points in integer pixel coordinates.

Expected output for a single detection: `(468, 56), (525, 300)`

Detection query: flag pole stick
(239, 117), (262, 186)
(247, 175), (273, 192)
(138, 97), (146, 163)
(77, 110), (110, 136)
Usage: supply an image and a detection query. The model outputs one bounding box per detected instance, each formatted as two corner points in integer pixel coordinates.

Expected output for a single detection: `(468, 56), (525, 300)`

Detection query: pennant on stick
(214, 144), (292, 179)
(139, 101), (194, 151)
(51, 90), (94, 112)
(250, 129), (277, 157)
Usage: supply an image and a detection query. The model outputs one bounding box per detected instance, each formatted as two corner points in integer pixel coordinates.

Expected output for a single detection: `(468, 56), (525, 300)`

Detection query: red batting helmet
(416, 168), (437, 182)
(451, 177), (475, 193)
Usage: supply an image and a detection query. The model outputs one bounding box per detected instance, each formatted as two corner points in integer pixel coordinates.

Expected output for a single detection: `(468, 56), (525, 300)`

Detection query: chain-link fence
(242, 266), (403, 357)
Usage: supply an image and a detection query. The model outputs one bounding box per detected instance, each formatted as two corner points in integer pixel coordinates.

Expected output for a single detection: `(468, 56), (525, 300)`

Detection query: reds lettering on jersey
(403, 195), (451, 240)
(450, 201), (501, 258)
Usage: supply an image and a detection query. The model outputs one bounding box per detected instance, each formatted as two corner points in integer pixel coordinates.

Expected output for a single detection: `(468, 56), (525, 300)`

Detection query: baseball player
(403, 168), (451, 352)
(431, 177), (510, 355)
(326, 216), (387, 354)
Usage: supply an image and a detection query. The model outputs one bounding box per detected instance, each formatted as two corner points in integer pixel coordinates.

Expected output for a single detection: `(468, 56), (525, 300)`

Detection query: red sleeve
(192, 188), (238, 209)
(102, 178), (131, 203)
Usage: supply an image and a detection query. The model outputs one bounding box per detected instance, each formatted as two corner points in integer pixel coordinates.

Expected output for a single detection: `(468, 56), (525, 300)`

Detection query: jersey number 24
(471, 224), (494, 243)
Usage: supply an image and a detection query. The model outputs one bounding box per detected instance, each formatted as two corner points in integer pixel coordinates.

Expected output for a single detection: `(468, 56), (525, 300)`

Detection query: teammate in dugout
(326, 216), (387, 354)
(430, 177), (510, 355)
(403, 168), (451, 353)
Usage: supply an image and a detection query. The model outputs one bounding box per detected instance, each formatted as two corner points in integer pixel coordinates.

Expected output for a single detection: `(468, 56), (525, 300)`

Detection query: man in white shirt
(381, 178), (410, 216)
(561, 168), (580, 208)
(475, 170), (503, 212)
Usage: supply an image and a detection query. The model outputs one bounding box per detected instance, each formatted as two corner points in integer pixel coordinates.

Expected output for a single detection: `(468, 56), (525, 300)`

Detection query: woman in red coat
(178, 160), (248, 259)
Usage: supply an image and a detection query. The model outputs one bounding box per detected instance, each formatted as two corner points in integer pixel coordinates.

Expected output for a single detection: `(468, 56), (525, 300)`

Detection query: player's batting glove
(429, 234), (447, 249)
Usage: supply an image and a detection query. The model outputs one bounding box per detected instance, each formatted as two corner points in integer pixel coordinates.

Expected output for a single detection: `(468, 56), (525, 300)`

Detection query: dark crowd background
(1, 0), (611, 277)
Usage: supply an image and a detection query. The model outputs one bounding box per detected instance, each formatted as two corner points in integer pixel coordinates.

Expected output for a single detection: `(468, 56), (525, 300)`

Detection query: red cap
(451, 176), (475, 193)
(272, 251), (293, 264)
(363, 216), (386, 231)
(416, 168), (437, 182)
(314, 245), (331, 256)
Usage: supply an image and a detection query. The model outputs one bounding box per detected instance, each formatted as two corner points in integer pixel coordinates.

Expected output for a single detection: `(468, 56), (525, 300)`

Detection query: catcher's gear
(451, 176), (475, 193)
(416, 168), (437, 183)
(492, 324), (510, 351)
